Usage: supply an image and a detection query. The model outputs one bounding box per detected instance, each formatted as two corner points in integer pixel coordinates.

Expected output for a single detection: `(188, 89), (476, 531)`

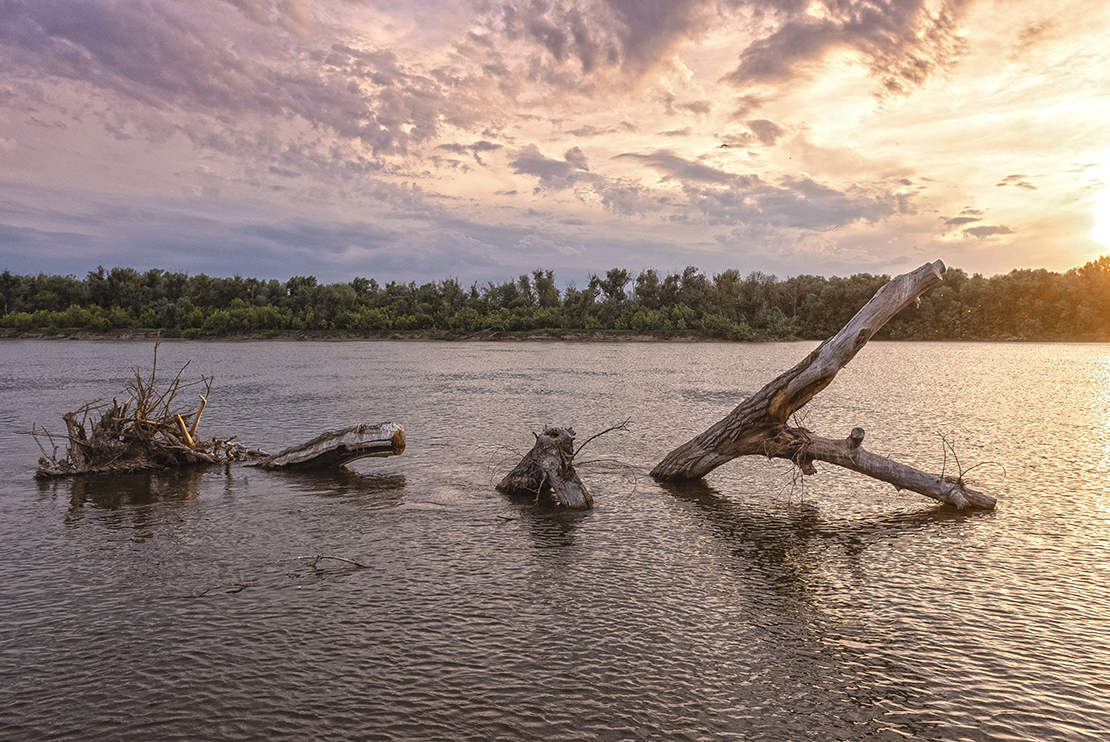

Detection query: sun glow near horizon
(1092, 183), (1110, 249)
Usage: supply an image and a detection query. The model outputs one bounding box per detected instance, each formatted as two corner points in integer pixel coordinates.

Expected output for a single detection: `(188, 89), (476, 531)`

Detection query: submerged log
(253, 423), (406, 470)
(651, 260), (996, 510)
(497, 427), (592, 509)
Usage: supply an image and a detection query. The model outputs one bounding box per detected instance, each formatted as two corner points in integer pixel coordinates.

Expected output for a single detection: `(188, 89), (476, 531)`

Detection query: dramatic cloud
(0, 0), (1106, 283)
(723, 0), (971, 98)
(510, 145), (592, 190)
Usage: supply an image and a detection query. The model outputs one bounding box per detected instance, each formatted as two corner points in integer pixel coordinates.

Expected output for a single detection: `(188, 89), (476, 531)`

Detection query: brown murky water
(2, 340), (1108, 740)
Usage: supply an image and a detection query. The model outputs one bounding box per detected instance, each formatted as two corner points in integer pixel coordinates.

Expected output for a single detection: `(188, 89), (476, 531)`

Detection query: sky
(2, 0), (1109, 287)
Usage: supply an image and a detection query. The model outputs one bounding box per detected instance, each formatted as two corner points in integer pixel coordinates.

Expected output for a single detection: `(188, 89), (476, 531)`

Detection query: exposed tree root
(32, 338), (255, 478)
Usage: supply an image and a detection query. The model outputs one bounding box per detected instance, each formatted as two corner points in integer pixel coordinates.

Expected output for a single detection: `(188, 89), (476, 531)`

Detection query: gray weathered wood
(254, 422), (405, 470)
(760, 426), (997, 509)
(651, 260), (996, 510)
(497, 427), (592, 509)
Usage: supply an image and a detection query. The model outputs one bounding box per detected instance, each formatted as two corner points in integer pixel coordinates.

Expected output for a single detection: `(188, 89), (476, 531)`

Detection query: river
(1, 339), (1108, 740)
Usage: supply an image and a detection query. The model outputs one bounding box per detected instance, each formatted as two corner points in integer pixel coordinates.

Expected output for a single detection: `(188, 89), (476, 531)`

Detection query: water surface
(2, 340), (1108, 740)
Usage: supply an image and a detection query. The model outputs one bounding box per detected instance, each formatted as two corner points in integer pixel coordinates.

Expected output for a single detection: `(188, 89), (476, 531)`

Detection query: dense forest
(2, 257), (1110, 341)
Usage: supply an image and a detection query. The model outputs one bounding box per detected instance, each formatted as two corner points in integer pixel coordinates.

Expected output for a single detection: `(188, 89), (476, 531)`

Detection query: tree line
(2, 257), (1110, 341)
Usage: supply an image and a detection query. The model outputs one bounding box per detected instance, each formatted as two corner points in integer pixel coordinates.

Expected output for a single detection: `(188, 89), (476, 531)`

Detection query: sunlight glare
(1092, 184), (1110, 248)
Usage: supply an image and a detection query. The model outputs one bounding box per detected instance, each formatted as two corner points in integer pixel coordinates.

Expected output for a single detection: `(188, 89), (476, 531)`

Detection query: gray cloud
(566, 121), (637, 138)
(1009, 16), (1059, 59)
(436, 140), (504, 165)
(944, 215), (980, 227)
(510, 144), (592, 189)
(616, 149), (901, 230)
(748, 119), (785, 145)
(685, 174), (899, 231)
(615, 151), (737, 184)
(225, 0), (314, 37)
(997, 174), (1036, 190)
(486, 0), (721, 85)
(469, 1), (973, 110)
(723, 0), (971, 98)
(963, 225), (1014, 239)
(662, 93), (714, 117)
(0, 0), (473, 166)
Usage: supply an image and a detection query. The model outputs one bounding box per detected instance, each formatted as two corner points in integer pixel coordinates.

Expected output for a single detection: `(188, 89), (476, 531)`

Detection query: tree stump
(497, 427), (593, 509)
(651, 260), (996, 510)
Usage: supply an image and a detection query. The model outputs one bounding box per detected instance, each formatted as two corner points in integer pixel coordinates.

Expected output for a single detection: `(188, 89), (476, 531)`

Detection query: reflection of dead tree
(189, 555), (368, 597)
(574, 417), (631, 457)
(33, 339), (252, 479)
(194, 583), (251, 597)
(652, 260), (996, 510)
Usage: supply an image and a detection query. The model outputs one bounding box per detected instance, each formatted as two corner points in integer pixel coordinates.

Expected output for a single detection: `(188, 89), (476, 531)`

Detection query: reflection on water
(2, 340), (1110, 741)
(517, 506), (589, 550)
(44, 467), (206, 511)
(265, 468), (407, 502)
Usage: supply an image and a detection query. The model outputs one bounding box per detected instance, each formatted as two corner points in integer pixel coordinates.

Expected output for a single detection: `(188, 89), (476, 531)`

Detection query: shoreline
(0, 328), (745, 342)
(0, 327), (1053, 342)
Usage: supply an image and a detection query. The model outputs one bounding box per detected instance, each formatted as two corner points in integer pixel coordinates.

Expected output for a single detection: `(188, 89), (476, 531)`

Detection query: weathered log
(651, 260), (996, 510)
(762, 426), (997, 509)
(253, 422), (406, 470)
(497, 427), (592, 509)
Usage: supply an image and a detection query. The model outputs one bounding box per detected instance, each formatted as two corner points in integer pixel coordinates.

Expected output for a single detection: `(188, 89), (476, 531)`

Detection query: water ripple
(3, 341), (1110, 740)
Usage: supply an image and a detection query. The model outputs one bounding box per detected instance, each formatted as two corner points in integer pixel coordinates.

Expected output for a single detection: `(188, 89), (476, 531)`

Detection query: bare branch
(574, 417), (632, 458)
(299, 555), (369, 570)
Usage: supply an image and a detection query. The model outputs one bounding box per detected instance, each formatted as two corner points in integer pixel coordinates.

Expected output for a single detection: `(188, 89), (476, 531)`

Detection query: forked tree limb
(650, 260), (996, 510)
(763, 426), (996, 510)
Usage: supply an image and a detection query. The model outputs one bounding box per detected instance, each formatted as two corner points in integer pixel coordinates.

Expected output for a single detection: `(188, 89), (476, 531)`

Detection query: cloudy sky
(2, 0), (1108, 285)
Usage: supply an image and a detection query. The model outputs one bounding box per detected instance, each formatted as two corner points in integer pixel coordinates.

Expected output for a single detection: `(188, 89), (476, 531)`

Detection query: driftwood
(497, 427), (592, 509)
(253, 423), (406, 470)
(32, 341), (249, 479)
(32, 340), (404, 478)
(651, 260), (996, 510)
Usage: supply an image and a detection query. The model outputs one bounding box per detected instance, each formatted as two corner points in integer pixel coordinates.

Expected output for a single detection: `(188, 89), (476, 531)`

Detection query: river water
(1, 339), (1108, 741)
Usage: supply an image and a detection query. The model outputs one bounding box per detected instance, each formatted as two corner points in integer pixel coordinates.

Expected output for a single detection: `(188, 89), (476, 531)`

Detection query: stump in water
(253, 423), (406, 470)
(497, 427), (592, 509)
(651, 260), (996, 510)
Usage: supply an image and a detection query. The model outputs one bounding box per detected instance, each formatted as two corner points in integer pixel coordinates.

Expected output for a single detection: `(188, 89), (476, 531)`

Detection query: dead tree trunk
(651, 260), (996, 510)
(254, 423), (406, 470)
(497, 427), (592, 509)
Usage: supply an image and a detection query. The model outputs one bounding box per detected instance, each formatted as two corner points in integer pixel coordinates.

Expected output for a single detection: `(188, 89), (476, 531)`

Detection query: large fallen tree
(651, 260), (996, 510)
